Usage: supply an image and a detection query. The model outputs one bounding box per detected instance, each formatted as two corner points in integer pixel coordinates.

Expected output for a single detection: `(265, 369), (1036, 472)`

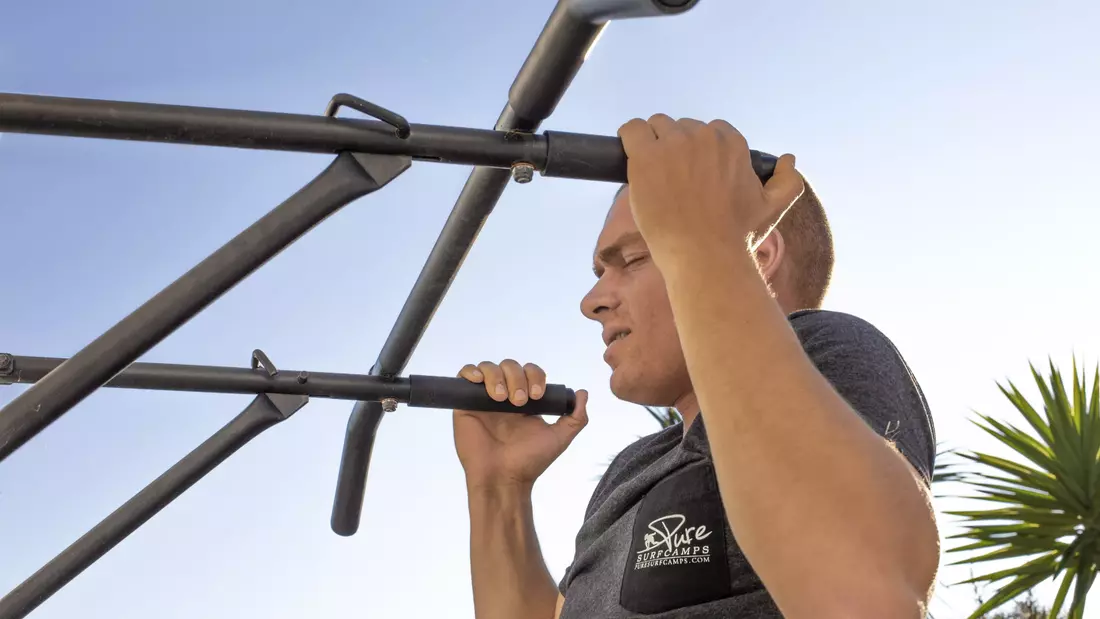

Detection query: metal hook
(251, 349), (278, 377)
(325, 93), (411, 139)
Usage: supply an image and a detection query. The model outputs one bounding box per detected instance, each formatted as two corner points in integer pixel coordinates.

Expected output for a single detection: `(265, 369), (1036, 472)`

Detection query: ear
(753, 228), (786, 283)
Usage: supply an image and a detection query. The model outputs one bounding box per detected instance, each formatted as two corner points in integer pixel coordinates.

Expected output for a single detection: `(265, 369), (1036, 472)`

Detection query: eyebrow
(593, 231), (646, 275)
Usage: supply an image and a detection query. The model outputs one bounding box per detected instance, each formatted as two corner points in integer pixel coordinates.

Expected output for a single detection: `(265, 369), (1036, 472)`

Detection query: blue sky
(2, 0), (1099, 617)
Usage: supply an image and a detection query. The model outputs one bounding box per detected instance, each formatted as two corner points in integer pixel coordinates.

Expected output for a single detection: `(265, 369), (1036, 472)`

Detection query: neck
(674, 391), (701, 433)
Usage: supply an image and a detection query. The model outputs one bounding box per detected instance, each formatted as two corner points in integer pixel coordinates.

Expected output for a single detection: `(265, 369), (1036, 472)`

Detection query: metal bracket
(251, 349), (278, 377)
(324, 93), (411, 139)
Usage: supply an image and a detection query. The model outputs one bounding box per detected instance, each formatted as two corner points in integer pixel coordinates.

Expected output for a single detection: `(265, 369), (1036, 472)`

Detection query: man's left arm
(663, 249), (939, 619)
(617, 115), (940, 619)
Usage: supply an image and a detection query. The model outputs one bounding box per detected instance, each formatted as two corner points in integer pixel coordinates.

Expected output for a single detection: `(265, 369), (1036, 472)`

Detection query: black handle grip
(407, 375), (575, 416)
(542, 131), (779, 184)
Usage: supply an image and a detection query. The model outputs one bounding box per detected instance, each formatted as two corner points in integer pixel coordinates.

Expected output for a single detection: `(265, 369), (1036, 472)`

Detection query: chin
(609, 367), (677, 408)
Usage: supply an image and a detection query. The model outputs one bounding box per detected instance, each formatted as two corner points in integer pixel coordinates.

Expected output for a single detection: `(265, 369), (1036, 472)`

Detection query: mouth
(603, 329), (631, 347)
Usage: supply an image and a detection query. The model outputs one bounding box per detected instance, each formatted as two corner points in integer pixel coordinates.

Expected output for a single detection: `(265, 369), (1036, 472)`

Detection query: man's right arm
(452, 360), (587, 619)
(467, 483), (561, 619)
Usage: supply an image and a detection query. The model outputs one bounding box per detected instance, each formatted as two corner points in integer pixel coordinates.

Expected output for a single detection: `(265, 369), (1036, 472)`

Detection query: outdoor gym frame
(0, 1), (778, 616)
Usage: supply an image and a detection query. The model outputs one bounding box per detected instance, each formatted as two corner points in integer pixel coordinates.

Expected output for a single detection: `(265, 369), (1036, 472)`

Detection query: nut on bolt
(511, 162), (535, 184)
(0, 353), (13, 375)
(380, 397), (398, 413)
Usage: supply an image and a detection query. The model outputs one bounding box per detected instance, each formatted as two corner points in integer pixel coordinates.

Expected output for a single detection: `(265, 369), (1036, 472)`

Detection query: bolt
(511, 163), (535, 184)
(0, 354), (12, 375)
(297, 371), (309, 384)
(380, 397), (398, 413)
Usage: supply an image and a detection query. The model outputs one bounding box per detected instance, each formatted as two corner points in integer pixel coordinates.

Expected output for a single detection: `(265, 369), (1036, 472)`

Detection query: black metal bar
(0, 93), (546, 169)
(0, 93), (778, 184)
(327, 0), (613, 537)
(564, 0), (700, 22)
(0, 152), (411, 463)
(0, 392), (309, 619)
(0, 354), (576, 416)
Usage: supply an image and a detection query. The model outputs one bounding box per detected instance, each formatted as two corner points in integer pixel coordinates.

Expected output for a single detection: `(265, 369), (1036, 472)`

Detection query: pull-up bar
(0, 0), (780, 616)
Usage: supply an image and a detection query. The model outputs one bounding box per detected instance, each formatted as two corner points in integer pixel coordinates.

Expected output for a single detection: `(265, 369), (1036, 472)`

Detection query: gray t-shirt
(557, 309), (936, 618)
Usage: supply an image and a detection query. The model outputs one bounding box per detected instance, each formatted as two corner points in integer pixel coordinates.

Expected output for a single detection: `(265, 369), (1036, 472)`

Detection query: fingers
(458, 363), (484, 383)
(617, 118), (656, 154)
(500, 359), (529, 406)
(646, 113), (678, 137)
(524, 362), (547, 400)
(763, 153), (805, 209)
(706, 119), (750, 152)
(551, 388), (589, 444)
(477, 361), (508, 402)
(466, 360), (547, 406)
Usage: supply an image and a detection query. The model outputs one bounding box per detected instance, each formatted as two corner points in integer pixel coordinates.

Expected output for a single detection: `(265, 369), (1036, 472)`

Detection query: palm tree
(944, 357), (1100, 619)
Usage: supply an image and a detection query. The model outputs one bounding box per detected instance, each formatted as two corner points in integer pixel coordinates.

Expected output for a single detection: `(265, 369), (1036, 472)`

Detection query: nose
(581, 275), (618, 322)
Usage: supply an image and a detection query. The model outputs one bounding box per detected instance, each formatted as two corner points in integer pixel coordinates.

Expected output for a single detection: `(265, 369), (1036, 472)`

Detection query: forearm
(659, 247), (938, 618)
(467, 483), (560, 619)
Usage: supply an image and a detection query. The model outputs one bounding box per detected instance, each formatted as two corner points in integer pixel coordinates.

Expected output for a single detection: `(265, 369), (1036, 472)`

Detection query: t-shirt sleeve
(792, 311), (937, 484)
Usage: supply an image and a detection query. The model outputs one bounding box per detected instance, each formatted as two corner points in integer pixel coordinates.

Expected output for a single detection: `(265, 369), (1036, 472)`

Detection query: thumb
(762, 153), (804, 212)
(551, 389), (589, 446)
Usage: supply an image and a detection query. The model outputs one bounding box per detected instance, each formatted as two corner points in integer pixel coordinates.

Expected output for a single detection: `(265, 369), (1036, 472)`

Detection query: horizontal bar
(0, 152), (409, 464)
(0, 93), (778, 184)
(0, 92), (544, 168)
(0, 354), (575, 415)
(0, 392), (309, 619)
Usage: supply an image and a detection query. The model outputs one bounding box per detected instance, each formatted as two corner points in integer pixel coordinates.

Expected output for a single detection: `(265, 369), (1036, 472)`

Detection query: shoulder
(788, 309), (919, 384)
(789, 309), (896, 349)
(788, 309), (938, 483)
(585, 423), (681, 518)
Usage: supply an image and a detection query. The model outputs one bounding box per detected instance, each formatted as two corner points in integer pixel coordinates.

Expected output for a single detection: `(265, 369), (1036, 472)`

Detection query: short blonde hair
(775, 180), (834, 309)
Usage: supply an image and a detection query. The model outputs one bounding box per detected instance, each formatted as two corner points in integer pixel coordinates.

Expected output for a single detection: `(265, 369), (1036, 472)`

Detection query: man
(452, 115), (939, 618)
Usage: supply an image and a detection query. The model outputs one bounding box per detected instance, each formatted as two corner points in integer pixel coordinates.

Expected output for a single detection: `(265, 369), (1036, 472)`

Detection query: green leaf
(968, 415), (1080, 488)
(1074, 358), (1090, 452)
(1035, 361), (1085, 475)
(1068, 551), (1096, 618)
(1054, 535), (1086, 578)
(1000, 379), (1055, 447)
(954, 550), (1058, 585)
(1082, 362), (1100, 495)
(945, 507), (1079, 528)
(967, 570), (1051, 619)
(951, 544), (1051, 566)
(966, 464), (1088, 515)
(1048, 562), (1078, 619)
(964, 482), (1067, 511)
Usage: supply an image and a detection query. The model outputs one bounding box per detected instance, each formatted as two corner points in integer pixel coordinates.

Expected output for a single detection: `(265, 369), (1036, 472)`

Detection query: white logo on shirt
(634, 514), (713, 570)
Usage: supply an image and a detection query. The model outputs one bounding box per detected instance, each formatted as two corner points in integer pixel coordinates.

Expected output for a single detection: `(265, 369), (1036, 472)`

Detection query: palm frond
(945, 356), (1100, 619)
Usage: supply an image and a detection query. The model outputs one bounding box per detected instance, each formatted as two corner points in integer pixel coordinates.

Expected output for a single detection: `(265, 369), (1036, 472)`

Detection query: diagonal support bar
(0, 391), (309, 619)
(0, 152), (411, 463)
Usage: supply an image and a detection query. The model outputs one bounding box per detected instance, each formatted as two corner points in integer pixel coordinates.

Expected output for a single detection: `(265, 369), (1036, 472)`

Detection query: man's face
(580, 190), (693, 407)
